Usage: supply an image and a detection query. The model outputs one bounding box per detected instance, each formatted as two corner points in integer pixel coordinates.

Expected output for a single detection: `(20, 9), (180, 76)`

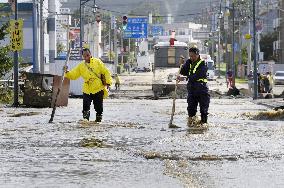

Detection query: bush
(0, 88), (13, 104)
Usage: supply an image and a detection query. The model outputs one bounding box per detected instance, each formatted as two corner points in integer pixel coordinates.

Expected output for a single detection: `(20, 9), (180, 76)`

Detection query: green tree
(241, 47), (248, 65)
(259, 32), (277, 61)
(128, 2), (163, 24)
(0, 22), (13, 77)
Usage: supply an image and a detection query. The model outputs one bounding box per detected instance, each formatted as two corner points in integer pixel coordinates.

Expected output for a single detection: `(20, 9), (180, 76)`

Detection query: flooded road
(1, 98), (284, 187)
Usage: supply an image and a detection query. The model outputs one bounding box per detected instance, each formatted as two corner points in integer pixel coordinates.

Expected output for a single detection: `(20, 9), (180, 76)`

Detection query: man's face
(82, 51), (91, 62)
(189, 52), (199, 62)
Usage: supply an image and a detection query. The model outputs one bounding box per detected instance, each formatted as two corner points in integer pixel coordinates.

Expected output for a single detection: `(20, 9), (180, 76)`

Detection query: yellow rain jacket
(65, 57), (112, 98)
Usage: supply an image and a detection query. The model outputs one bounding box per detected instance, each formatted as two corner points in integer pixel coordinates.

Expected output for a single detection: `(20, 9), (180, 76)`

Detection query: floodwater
(0, 98), (284, 188)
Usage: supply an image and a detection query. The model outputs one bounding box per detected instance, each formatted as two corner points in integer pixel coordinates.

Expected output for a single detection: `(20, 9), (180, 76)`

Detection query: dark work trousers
(83, 90), (104, 116)
(187, 93), (210, 118)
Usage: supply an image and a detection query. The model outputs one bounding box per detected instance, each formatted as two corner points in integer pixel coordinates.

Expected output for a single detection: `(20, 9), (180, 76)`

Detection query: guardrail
(0, 79), (25, 89)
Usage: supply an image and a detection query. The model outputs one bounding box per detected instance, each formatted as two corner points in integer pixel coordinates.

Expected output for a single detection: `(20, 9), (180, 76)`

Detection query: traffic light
(122, 15), (127, 30)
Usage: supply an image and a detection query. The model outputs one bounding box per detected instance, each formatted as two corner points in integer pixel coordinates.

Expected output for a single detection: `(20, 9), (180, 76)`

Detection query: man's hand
(179, 56), (185, 66)
(63, 65), (69, 73)
(176, 75), (182, 83)
(105, 84), (110, 90)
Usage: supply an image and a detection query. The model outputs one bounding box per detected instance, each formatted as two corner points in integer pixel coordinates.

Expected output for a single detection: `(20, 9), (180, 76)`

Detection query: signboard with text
(151, 25), (164, 36)
(10, 19), (24, 51)
(69, 47), (82, 60)
(123, 17), (148, 39)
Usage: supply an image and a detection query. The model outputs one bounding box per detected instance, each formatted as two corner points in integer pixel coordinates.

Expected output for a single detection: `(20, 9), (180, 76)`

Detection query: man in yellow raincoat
(64, 48), (112, 122)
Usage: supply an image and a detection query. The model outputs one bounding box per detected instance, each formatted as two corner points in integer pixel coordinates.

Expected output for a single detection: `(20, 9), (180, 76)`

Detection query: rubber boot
(95, 115), (102, 122)
(187, 116), (197, 127)
(200, 115), (208, 128)
(82, 110), (90, 121)
(201, 115), (207, 124)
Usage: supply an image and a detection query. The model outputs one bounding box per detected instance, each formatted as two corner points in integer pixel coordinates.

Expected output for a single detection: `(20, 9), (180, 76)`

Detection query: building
(0, 1), (63, 73)
(0, 3), (36, 65)
(149, 22), (208, 52)
(83, 21), (102, 58)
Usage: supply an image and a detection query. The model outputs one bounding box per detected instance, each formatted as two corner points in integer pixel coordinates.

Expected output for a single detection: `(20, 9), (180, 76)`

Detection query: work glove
(63, 65), (68, 73)
(105, 84), (110, 90)
(176, 75), (182, 83)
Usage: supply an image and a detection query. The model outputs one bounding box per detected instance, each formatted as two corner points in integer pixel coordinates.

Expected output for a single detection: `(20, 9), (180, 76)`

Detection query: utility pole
(224, 0), (229, 75)
(247, 20), (252, 76)
(33, 0), (39, 72)
(40, 0), (44, 73)
(238, 15), (242, 76)
(13, 0), (19, 107)
(253, 0), (258, 99)
(80, 0), (82, 49)
(121, 29), (124, 64)
(217, 0), (222, 78)
(109, 17), (112, 61)
(232, 2), (235, 87)
(113, 16), (118, 74)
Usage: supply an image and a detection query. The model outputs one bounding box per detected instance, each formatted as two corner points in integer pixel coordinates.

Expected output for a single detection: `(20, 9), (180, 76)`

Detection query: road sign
(151, 25), (163, 36)
(123, 17), (148, 39)
(69, 47), (82, 60)
(10, 19), (24, 51)
(244, 33), (252, 40)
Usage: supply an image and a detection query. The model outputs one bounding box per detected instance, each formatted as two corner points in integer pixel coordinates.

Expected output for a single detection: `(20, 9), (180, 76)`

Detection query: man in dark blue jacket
(179, 47), (210, 126)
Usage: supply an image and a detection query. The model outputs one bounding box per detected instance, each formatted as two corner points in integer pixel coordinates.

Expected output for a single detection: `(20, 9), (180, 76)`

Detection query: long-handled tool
(168, 64), (183, 128)
(48, 43), (71, 123)
(49, 22), (71, 123)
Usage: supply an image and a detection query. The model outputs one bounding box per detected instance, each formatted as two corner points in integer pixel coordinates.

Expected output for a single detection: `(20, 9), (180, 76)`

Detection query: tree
(128, 2), (163, 24)
(0, 22), (13, 78)
(241, 47), (248, 65)
(259, 32), (277, 61)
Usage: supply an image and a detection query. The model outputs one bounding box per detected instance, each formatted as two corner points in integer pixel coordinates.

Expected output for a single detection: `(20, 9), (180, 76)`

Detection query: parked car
(274, 71), (284, 85)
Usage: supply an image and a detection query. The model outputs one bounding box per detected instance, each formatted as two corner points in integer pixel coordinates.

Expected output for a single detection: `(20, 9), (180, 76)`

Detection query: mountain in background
(60, 0), (218, 23)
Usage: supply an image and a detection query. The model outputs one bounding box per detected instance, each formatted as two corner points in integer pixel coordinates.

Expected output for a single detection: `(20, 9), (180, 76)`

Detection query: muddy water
(0, 98), (283, 187)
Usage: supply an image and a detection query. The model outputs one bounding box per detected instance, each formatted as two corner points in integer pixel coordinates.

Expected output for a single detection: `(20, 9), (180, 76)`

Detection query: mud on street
(1, 89), (284, 188)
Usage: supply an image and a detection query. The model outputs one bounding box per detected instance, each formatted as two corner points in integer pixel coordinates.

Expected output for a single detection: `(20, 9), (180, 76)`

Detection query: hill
(60, 0), (218, 23)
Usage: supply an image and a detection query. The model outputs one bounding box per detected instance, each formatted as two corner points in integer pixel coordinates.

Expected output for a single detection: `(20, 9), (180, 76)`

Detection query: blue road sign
(151, 25), (164, 36)
(123, 17), (148, 39)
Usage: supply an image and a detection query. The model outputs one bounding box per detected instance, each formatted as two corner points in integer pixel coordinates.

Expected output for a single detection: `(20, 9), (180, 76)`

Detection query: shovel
(168, 65), (183, 128)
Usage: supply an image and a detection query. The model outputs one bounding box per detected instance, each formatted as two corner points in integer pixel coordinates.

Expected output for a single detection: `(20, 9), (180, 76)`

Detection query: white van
(205, 59), (215, 80)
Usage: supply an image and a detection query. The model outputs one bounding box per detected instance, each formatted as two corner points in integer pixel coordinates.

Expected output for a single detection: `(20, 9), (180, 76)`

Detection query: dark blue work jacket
(180, 58), (209, 95)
